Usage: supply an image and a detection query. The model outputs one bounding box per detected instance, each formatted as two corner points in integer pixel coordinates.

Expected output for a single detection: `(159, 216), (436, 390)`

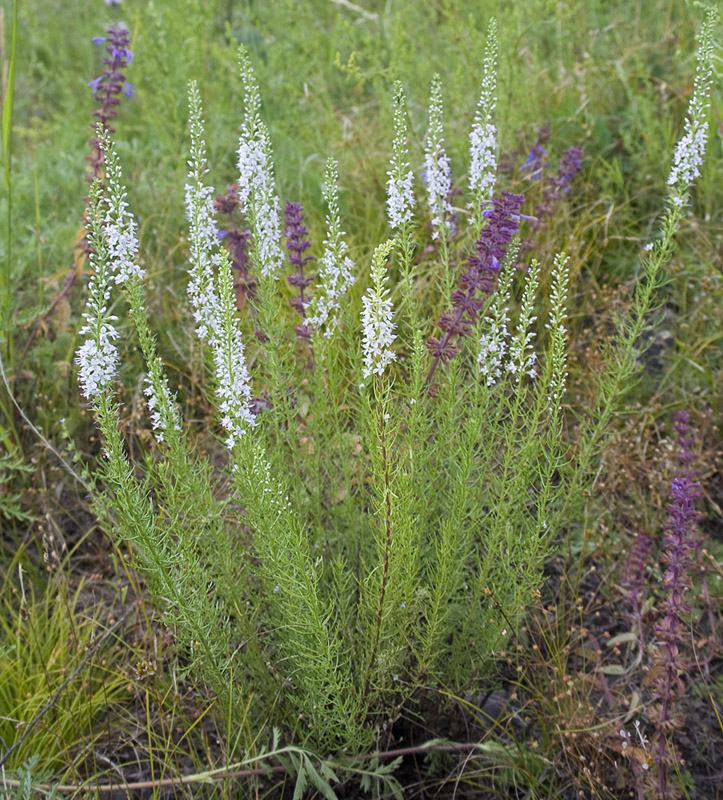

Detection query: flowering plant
(72, 10), (717, 759)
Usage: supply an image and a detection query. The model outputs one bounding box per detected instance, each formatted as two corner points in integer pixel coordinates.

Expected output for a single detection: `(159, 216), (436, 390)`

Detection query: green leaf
(304, 756), (339, 800)
(598, 664), (625, 675)
(0, 304), (50, 333)
(292, 759), (308, 800)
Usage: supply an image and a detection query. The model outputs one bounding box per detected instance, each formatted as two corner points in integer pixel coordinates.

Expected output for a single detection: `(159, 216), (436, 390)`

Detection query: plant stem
(363, 372), (393, 700)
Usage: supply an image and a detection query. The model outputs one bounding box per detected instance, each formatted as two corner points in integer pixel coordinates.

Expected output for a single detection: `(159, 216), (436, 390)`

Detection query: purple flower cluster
(215, 184), (254, 300)
(426, 191), (525, 383)
(521, 127), (549, 180)
(520, 145), (583, 259)
(533, 146), (583, 221)
(86, 24), (135, 179)
(284, 202), (315, 339)
(621, 529), (652, 632)
(652, 410), (703, 796)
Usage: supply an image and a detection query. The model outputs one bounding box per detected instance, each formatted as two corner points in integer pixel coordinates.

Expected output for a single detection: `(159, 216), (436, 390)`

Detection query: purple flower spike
(651, 410), (703, 798)
(522, 144), (547, 179)
(425, 191), (525, 386)
(284, 201), (315, 339)
(520, 144), (583, 259)
(86, 23), (135, 180)
(214, 183), (256, 305)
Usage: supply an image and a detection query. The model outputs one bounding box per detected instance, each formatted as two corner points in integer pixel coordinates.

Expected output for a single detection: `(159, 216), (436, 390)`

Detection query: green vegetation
(0, 1), (720, 797)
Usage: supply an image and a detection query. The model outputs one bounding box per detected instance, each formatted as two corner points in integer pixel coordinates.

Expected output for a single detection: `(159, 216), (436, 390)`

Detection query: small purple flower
(86, 23), (135, 180)
(522, 144), (547, 179)
(214, 183), (256, 306)
(651, 410), (703, 797)
(285, 201), (315, 339)
(621, 529), (652, 634)
(519, 144), (583, 259)
(425, 191), (524, 385)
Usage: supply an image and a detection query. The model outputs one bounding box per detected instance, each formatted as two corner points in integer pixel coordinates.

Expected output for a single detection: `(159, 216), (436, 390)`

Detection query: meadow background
(0, 0), (721, 797)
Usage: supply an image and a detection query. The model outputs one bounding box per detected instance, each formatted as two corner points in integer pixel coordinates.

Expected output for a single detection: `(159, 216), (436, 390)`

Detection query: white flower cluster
(469, 19), (498, 209)
(236, 49), (284, 280)
(667, 121), (708, 195)
(507, 261), (539, 382)
(236, 129), (284, 279)
(361, 240), (397, 378)
(144, 369), (180, 442)
(667, 9), (716, 203)
(386, 81), (415, 230)
(546, 253), (570, 411)
(76, 324), (119, 399)
(469, 123), (497, 203)
(306, 159), (356, 337)
(101, 137), (145, 286)
(97, 128), (181, 443)
(424, 75), (453, 240)
(185, 83), (256, 449)
(477, 256), (512, 386)
(185, 180), (221, 342)
(76, 175), (121, 401)
(213, 254), (257, 449)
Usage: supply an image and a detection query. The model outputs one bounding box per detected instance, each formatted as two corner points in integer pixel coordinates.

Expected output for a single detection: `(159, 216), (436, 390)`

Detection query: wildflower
(667, 9), (716, 204)
(215, 183), (255, 303)
(144, 368), (180, 442)
(506, 260), (539, 382)
(76, 326), (119, 400)
(100, 133), (145, 286)
(211, 252), (256, 449)
(185, 83), (255, 448)
(306, 159), (356, 337)
(76, 182), (121, 400)
(532, 146), (583, 221)
(621, 529), (652, 626)
(237, 47), (284, 279)
(651, 409), (704, 796)
(477, 255), (512, 386)
(427, 191), (525, 384)
(544, 252), (570, 410)
(87, 23), (135, 179)
(518, 145), (582, 259)
(386, 82), (415, 230)
(469, 19), (498, 220)
(522, 145), (547, 180)
(185, 82), (221, 343)
(361, 240), (397, 378)
(97, 128), (181, 442)
(285, 201), (314, 337)
(423, 75), (453, 240)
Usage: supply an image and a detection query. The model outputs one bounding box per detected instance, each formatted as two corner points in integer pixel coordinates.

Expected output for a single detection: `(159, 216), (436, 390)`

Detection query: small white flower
(387, 170), (415, 229)
(469, 19), (498, 212)
(306, 159), (356, 337)
(386, 82), (415, 229)
(144, 372), (180, 442)
(105, 213), (144, 285)
(424, 75), (453, 240)
(237, 129), (284, 279)
(666, 9), (716, 204)
(361, 240), (396, 379)
(76, 325), (119, 399)
(668, 122), (708, 189)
